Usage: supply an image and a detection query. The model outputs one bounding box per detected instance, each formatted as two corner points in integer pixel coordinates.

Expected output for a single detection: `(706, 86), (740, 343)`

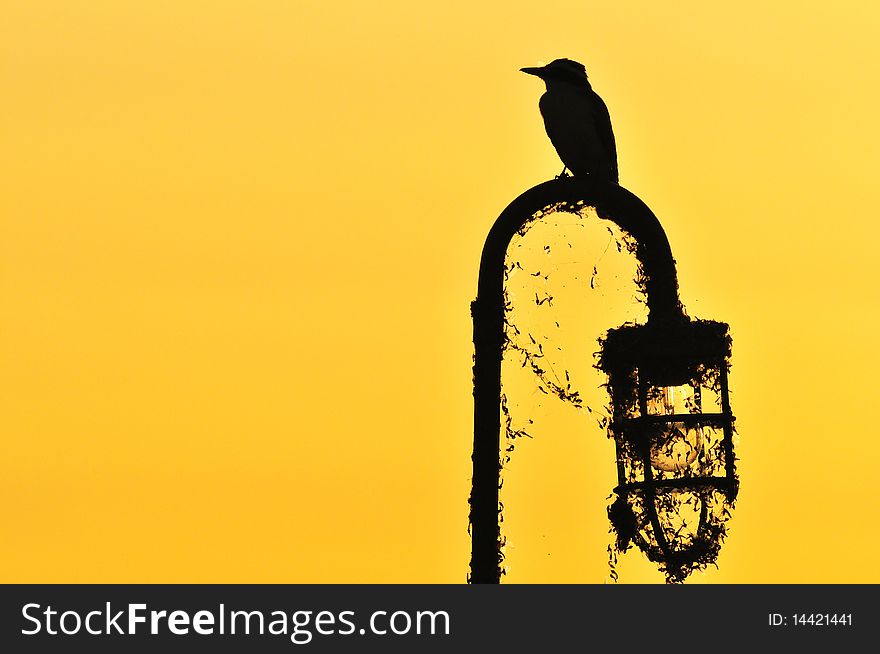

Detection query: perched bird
(521, 59), (618, 183)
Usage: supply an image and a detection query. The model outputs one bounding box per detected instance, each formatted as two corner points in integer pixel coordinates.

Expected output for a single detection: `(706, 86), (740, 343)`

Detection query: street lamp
(470, 176), (738, 583)
(599, 318), (737, 583)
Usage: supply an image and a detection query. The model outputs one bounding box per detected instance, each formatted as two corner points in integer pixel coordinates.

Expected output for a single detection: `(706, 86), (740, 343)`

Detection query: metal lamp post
(469, 176), (737, 583)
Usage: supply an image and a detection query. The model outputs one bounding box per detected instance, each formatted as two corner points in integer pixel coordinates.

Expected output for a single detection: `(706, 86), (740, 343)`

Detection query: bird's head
(521, 59), (591, 89)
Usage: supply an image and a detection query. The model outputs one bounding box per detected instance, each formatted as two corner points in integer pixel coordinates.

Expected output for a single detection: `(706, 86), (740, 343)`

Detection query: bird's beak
(520, 66), (545, 78)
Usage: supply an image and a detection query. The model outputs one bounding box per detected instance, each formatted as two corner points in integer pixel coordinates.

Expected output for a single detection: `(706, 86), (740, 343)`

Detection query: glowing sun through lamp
(599, 318), (738, 583)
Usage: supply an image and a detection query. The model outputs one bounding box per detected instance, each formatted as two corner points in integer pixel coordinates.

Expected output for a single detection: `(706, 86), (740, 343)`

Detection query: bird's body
(522, 59), (618, 183)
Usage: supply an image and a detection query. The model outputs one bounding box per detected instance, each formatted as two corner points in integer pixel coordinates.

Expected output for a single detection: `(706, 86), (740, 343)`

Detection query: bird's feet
(555, 167), (571, 179)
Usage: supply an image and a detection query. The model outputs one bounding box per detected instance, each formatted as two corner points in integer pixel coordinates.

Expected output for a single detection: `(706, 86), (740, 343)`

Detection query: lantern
(599, 317), (738, 582)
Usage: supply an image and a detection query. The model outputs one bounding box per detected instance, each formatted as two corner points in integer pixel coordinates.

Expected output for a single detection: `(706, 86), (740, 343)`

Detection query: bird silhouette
(521, 59), (618, 183)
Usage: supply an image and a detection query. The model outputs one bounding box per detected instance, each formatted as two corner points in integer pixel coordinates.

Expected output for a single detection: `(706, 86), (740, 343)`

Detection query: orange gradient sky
(2, 1), (879, 582)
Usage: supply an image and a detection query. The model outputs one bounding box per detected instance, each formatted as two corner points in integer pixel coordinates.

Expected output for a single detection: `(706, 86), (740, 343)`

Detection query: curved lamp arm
(470, 177), (684, 583)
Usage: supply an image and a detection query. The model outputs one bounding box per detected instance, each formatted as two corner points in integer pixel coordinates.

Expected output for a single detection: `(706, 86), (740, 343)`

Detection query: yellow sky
(2, 1), (879, 582)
